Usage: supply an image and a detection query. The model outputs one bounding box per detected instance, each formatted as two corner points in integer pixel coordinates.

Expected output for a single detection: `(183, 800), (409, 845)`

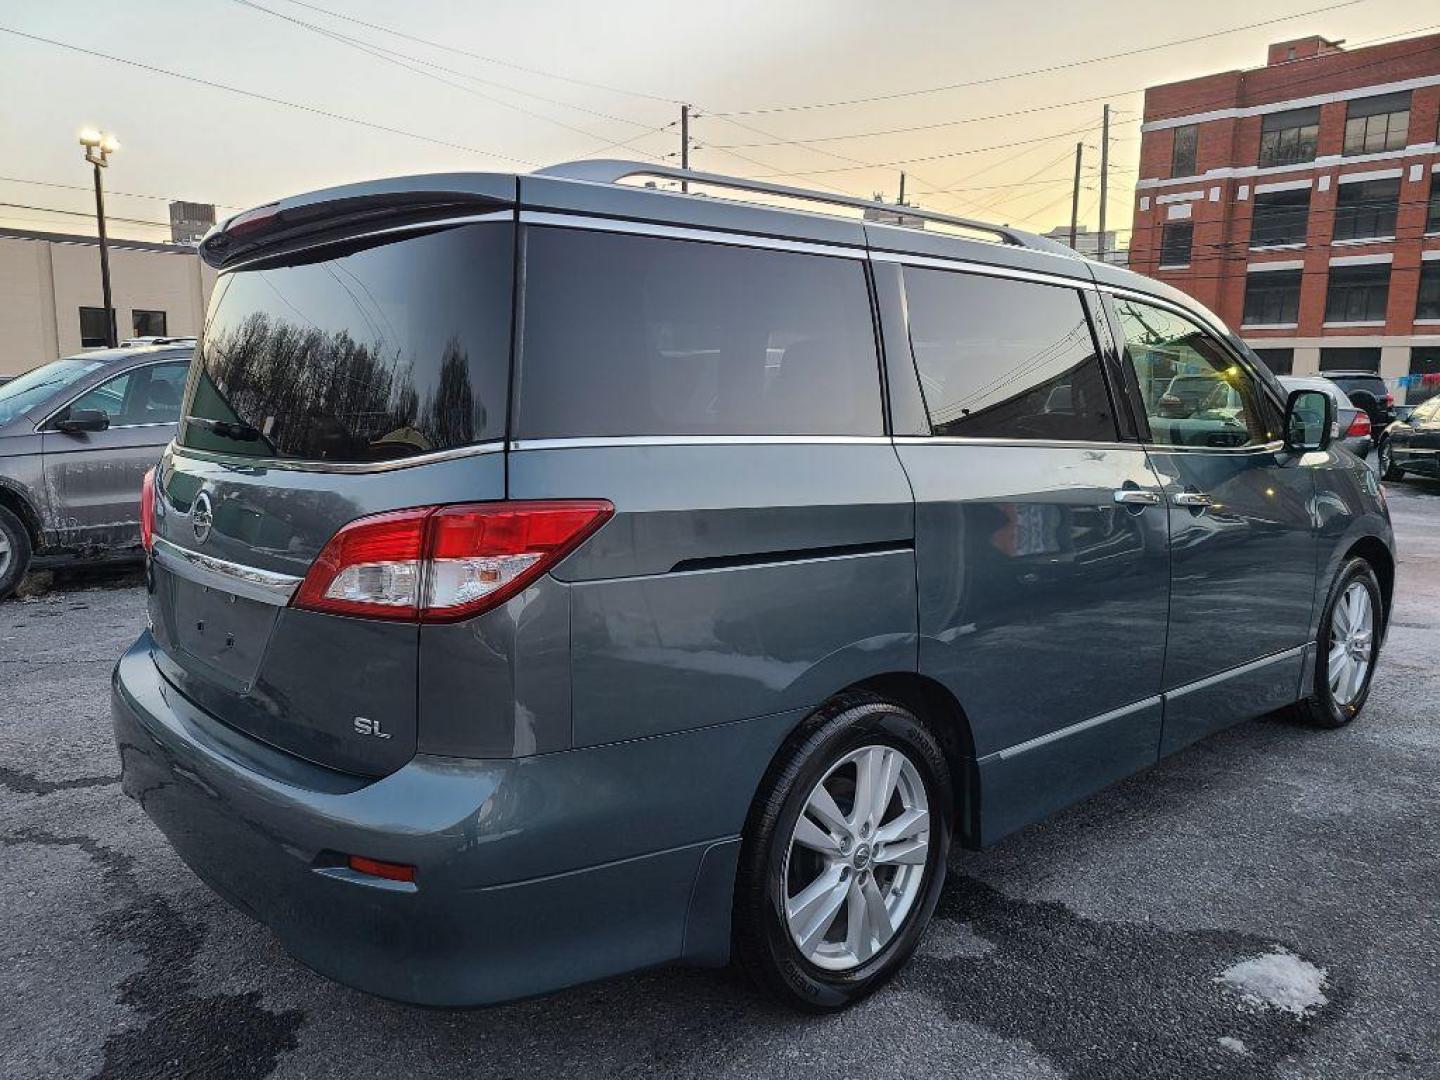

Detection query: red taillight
(1346, 411), (1372, 438)
(347, 855), (416, 883)
(140, 467), (156, 552)
(293, 501), (613, 622)
(1383, 392), (1395, 407)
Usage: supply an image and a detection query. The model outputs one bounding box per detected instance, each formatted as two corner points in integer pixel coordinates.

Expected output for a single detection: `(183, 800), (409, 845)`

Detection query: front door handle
(1171, 491), (1214, 508)
(1113, 489), (1162, 506)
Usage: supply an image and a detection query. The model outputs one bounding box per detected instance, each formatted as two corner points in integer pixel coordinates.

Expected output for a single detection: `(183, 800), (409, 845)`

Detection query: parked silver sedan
(0, 343), (192, 597)
(1280, 375), (1373, 459)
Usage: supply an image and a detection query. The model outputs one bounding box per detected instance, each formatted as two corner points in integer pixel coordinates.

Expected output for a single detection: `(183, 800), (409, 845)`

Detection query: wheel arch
(0, 480), (43, 549)
(1344, 534), (1394, 635)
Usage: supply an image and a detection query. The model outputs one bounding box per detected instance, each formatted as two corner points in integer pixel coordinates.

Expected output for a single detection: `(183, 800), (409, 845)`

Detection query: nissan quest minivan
(113, 161), (1394, 1011)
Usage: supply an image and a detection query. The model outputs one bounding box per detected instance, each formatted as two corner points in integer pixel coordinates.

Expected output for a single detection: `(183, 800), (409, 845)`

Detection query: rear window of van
(515, 227), (883, 439)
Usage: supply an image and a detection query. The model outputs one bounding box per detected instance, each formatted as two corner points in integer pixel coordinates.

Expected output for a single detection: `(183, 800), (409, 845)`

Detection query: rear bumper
(113, 633), (752, 1006)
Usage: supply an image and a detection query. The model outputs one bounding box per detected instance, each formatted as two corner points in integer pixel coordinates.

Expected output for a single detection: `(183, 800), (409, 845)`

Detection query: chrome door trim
(509, 434), (892, 451)
(868, 249), (1090, 290)
(150, 537), (303, 607)
(169, 439), (505, 474)
(994, 696), (1163, 761)
(1165, 644), (1308, 700)
(518, 211), (868, 260)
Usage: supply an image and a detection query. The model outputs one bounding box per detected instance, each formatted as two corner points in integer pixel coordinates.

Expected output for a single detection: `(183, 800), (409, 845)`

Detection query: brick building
(1129, 33), (1440, 402)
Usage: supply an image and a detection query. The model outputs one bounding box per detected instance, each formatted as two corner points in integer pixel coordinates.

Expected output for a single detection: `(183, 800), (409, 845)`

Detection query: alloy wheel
(1328, 581), (1375, 707)
(782, 744), (930, 971)
(0, 531), (11, 579)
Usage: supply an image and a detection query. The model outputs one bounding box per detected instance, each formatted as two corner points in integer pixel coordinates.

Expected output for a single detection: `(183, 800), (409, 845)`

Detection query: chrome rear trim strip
(169, 439), (504, 474)
(151, 537), (303, 607)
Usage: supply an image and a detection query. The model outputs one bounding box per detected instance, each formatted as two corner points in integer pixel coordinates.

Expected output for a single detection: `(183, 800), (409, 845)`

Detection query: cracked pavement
(2, 481), (1438, 1080)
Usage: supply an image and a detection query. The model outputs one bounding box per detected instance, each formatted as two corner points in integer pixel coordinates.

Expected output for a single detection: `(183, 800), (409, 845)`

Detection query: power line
(711, 1), (1365, 116)
(0, 202), (171, 230)
(0, 24), (539, 167)
(0, 175), (245, 209)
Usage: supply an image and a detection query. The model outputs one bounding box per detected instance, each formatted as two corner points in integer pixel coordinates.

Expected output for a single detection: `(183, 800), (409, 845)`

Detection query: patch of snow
(1218, 1037), (1250, 1056)
(1218, 948), (1329, 1015)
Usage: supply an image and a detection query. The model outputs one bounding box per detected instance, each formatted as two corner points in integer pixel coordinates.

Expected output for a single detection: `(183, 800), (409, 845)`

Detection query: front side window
(0, 358), (105, 425)
(64, 361), (189, 426)
(1333, 178), (1400, 242)
(1343, 92), (1411, 156)
(68, 372), (132, 422)
(1242, 270), (1302, 326)
(132, 309), (167, 337)
(1171, 125), (1198, 177)
(517, 228), (882, 438)
(183, 222), (513, 461)
(1324, 264), (1390, 323)
(1258, 108), (1320, 167)
(78, 306), (115, 349)
(1159, 222), (1193, 267)
(1249, 188), (1310, 247)
(1114, 297), (1274, 449)
(902, 269), (1115, 442)
(1417, 264), (1440, 321)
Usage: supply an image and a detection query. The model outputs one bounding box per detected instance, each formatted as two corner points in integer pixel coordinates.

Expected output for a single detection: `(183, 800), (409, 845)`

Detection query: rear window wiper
(186, 416), (262, 442)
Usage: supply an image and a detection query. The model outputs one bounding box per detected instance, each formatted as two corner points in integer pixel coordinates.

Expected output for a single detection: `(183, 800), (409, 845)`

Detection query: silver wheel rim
(782, 744), (931, 971)
(0, 531), (11, 580)
(1328, 581), (1375, 707)
(1380, 442), (1391, 474)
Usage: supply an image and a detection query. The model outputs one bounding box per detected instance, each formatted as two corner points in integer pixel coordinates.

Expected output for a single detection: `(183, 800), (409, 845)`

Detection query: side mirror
(53, 408), (111, 434)
(1285, 389), (1332, 452)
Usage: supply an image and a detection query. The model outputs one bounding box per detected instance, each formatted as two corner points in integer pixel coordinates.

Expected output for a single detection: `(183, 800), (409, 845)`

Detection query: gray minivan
(112, 162), (1394, 1011)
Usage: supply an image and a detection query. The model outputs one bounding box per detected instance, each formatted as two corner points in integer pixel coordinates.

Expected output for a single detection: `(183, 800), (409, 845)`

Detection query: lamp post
(79, 128), (120, 348)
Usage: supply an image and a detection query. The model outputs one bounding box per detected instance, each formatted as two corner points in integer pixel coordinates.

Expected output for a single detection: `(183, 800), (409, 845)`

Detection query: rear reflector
(293, 500), (613, 622)
(140, 467), (156, 552)
(347, 855), (416, 883)
(1346, 411), (1372, 438)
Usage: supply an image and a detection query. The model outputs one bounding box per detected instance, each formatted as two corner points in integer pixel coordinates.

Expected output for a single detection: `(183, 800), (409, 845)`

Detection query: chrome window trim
(994, 696), (1162, 761)
(1141, 439), (1288, 456)
(1166, 644), (1308, 700)
(221, 211), (515, 273)
(150, 536), (303, 607)
(868, 249), (1091, 291)
(170, 439), (505, 474)
(518, 211), (868, 260)
(891, 435), (1140, 452)
(35, 355), (193, 433)
(510, 435), (891, 451)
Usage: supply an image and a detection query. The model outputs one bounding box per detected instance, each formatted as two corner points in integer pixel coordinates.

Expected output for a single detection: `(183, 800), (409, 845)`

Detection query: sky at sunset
(1, 0), (1434, 245)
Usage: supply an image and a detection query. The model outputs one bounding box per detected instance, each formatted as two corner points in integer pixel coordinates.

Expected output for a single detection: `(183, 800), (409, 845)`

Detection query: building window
(1333, 178), (1400, 242)
(132, 309), (167, 337)
(1342, 92), (1411, 156)
(78, 306), (115, 349)
(1258, 107), (1320, 167)
(1171, 125), (1198, 177)
(1324, 264), (1390, 323)
(1320, 347), (1381, 373)
(1418, 264), (1440, 321)
(1158, 222), (1193, 268)
(1242, 270), (1302, 325)
(1428, 179), (1440, 234)
(1250, 348), (1295, 376)
(1407, 347), (1440, 405)
(1249, 188), (1310, 247)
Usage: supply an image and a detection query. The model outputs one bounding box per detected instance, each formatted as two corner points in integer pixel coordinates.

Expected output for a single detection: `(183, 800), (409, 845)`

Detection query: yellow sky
(1, 0), (1432, 246)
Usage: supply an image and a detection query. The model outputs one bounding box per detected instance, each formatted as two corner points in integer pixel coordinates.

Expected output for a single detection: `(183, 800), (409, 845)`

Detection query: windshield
(0, 358), (105, 425)
(181, 222), (513, 462)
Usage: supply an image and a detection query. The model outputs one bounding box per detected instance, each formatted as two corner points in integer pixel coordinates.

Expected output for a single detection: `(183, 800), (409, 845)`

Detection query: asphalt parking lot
(2, 478), (1438, 1080)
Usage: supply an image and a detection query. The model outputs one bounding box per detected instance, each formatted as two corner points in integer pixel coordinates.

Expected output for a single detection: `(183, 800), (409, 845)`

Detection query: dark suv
(112, 162), (1394, 1011)
(1326, 371), (1396, 436)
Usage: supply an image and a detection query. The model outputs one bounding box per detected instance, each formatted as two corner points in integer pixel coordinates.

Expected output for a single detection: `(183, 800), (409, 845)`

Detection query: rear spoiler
(200, 173), (518, 269)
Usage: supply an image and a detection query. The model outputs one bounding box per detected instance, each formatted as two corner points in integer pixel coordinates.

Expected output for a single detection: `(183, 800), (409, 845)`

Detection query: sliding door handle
(1113, 489), (1162, 506)
(1171, 491), (1214, 508)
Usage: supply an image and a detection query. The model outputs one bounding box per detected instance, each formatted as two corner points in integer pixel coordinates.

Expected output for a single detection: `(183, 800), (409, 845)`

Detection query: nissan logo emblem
(192, 491), (215, 544)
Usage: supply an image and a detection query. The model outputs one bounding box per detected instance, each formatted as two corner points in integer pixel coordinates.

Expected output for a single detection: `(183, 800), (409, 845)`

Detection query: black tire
(733, 693), (953, 1011)
(0, 505), (32, 601)
(1378, 438), (1405, 481)
(1289, 558), (1383, 729)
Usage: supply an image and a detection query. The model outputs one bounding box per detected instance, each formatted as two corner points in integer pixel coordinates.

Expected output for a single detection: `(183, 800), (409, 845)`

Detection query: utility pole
(79, 128), (120, 348)
(680, 104), (690, 193)
(898, 171), (907, 206)
(1068, 142), (1083, 251)
(1097, 104), (1111, 265)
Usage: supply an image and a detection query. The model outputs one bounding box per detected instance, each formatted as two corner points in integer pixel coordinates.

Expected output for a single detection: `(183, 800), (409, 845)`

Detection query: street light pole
(79, 129), (119, 348)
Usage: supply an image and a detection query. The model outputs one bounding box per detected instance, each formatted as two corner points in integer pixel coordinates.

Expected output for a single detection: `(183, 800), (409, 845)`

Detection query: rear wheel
(0, 505), (32, 601)
(1289, 558), (1382, 729)
(1378, 438), (1404, 481)
(733, 695), (952, 1011)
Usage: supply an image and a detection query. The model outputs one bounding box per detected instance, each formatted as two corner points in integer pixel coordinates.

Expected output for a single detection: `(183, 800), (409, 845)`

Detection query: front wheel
(1290, 558), (1383, 729)
(0, 505), (32, 601)
(1378, 438), (1404, 481)
(733, 695), (953, 1011)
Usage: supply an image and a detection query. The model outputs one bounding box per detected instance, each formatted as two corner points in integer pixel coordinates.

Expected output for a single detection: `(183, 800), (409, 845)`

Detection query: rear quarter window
(515, 227), (883, 438)
(182, 222), (513, 462)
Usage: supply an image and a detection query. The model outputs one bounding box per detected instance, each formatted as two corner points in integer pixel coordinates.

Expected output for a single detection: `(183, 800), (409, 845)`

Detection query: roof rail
(532, 159), (1079, 257)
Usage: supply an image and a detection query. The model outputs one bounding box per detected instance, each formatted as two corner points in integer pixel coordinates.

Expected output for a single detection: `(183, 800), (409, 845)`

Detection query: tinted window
(79, 307), (114, 349)
(133, 310), (168, 337)
(1159, 223), (1193, 267)
(1114, 298), (1275, 449)
(1249, 188), (1309, 247)
(1258, 108), (1320, 167)
(1343, 92), (1410, 155)
(182, 223), (512, 461)
(1242, 270), (1302, 326)
(903, 268), (1116, 442)
(1171, 125), (1198, 177)
(517, 228), (881, 438)
(1324, 264), (1390, 324)
(1417, 264), (1440, 321)
(1333, 179), (1400, 242)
